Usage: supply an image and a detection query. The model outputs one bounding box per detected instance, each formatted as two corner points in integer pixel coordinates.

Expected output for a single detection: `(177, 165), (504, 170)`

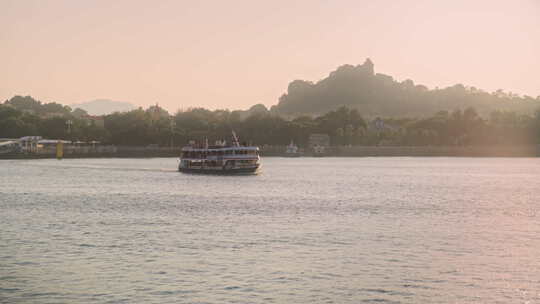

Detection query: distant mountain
(271, 59), (540, 117)
(71, 99), (135, 115)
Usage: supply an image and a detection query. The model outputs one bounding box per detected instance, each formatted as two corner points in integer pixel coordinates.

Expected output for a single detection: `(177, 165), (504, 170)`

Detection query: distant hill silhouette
(71, 99), (135, 115)
(271, 59), (540, 117)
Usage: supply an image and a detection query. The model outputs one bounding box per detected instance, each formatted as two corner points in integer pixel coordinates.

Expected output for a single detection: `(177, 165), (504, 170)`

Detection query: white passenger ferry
(178, 132), (260, 174)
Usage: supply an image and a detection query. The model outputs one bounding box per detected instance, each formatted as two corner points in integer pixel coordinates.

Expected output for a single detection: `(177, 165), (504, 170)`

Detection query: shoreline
(1, 145), (539, 159)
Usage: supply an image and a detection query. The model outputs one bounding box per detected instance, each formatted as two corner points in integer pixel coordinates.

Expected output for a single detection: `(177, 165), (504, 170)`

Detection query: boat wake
(19, 162), (179, 173)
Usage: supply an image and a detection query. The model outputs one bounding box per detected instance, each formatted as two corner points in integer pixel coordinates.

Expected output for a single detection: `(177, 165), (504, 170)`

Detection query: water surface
(1, 157), (540, 303)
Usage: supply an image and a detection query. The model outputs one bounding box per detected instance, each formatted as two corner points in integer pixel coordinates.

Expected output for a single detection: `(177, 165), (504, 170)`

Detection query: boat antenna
(231, 130), (240, 147)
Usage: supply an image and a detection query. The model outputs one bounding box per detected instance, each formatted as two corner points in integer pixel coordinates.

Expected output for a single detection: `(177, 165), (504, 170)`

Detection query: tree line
(1, 95), (540, 147)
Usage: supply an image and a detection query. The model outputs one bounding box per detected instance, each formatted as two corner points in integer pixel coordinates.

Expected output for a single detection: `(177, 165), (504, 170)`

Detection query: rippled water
(1, 157), (540, 303)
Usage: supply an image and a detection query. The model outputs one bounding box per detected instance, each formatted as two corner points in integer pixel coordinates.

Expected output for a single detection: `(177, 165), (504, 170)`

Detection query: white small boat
(285, 141), (301, 157)
(312, 144), (326, 157)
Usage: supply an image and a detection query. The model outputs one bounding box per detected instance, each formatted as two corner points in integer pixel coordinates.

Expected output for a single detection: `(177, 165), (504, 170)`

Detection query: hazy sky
(1, 0), (539, 112)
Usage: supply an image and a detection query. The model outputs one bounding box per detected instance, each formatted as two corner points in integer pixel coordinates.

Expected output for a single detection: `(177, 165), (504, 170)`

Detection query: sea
(1, 157), (539, 303)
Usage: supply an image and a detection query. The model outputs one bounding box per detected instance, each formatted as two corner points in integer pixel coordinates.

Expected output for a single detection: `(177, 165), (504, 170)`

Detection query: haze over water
(1, 157), (540, 303)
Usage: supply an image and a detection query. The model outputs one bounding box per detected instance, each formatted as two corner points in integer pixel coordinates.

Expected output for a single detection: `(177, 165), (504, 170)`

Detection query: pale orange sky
(1, 0), (539, 112)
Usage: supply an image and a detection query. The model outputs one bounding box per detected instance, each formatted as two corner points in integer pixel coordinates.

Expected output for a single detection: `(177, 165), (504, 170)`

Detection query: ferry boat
(178, 132), (260, 174)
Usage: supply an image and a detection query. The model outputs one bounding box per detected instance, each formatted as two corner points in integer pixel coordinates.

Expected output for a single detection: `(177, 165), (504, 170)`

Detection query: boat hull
(178, 165), (260, 175)
(284, 153), (302, 157)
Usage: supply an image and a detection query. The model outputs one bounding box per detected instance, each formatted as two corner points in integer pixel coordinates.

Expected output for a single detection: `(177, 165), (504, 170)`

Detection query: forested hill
(271, 59), (540, 117)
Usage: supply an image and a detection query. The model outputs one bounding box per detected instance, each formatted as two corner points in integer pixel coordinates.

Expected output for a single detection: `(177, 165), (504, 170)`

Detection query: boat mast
(231, 131), (240, 147)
